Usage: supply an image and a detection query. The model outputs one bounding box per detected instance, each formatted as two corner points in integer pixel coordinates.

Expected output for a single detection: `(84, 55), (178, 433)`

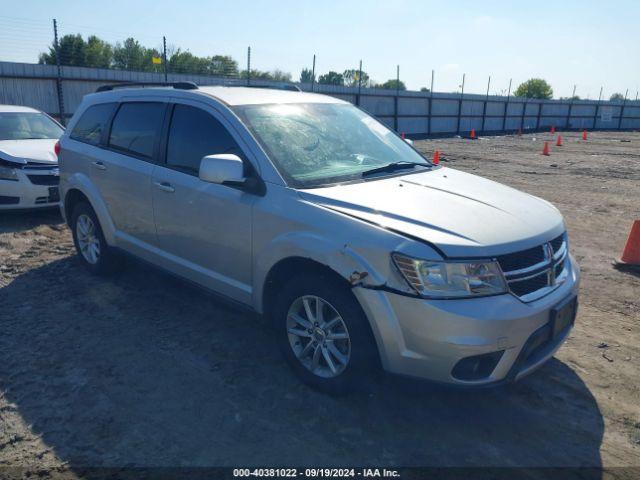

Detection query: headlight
(392, 253), (508, 298)
(0, 165), (19, 181)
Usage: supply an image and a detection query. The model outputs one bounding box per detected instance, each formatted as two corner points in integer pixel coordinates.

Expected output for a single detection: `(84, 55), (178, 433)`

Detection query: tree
(420, 87), (430, 92)
(39, 34), (87, 66)
(377, 79), (406, 91)
(318, 71), (344, 86)
(113, 38), (148, 71)
(300, 68), (315, 83)
(209, 55), (238, 77)
(560, 95), (581, 101)
(514, 78), (553, 99)
(610, 92), (625, 101)
(84, 36), (113, 68)
(343, 69), (369, 87)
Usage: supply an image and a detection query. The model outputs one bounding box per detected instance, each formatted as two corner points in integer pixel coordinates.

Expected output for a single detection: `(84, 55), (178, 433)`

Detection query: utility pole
(502, 78), (512, 131)
(618, 89), (628, 130)
(246, 47), (251, 86)
(394, 65), (400, 131)
(311, 54), (316, 92)
(593, 86), (603, 129)
(566, 84), (577, 129)
(52, 19), (65, 125)
(162, 36), (168, 82)
(457, 73), (465, 134)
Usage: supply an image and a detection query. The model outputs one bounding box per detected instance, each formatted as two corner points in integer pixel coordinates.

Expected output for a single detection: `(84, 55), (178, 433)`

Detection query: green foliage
(514, 78), (553, 99)
(38, 33), (239, 76)
(240, 69), (292, 82)
(376, 79), (406, 91)
(559, 95), (581, 101)
(300, 68), (315, 83)
(342, 69), (370, 87)
(420, 87), (430, 92)
(317, 71), (344, 86)
(609, 92), (625, 101)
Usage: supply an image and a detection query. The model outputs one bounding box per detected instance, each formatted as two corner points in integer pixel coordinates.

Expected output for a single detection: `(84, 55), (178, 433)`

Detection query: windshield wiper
(361, 161), (431, 178)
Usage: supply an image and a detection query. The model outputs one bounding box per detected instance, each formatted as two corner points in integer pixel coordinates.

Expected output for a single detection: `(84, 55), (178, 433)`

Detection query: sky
(0, 0), (638, 99)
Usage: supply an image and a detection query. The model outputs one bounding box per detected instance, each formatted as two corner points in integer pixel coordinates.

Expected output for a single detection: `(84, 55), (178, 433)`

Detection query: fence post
(520, 98), (527, 132)
(618, 89), (628, 130)
(356, 60), (363, 107)
(456, 73), (465, 134)
(427, 69), (434, 136)
(592, 86), (602, 129)
(246, 46), (251, 86)
(535, 100), (542, 130)
(502, 78), (512, 132)
(162, 36), (168, 82)
(481, 75), (490, 133)
(311, 54), (316, 92)
(566, 84), (576, 129)
(393, 65), (399, 131)
(52, 19), (65, 125)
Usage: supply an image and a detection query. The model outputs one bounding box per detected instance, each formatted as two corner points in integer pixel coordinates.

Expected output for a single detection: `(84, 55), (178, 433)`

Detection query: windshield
(0, 112), (63, 141)
(234, 103), (431, 188)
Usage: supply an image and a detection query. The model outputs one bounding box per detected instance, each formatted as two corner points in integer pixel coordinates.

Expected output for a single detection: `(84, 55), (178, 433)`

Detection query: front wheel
(273, 273), (379, 394)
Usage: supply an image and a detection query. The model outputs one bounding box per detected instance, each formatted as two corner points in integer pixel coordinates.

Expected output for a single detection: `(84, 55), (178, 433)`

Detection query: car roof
(86, 86), (347, 107)
(196, 86), (346, 106)
(0, 104), (41, 113)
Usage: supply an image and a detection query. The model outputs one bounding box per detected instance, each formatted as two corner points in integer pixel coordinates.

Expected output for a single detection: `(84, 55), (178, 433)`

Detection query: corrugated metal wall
(2, 61), (639, 134)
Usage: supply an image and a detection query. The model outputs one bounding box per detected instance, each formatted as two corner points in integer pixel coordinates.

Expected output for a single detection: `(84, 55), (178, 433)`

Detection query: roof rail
(95, 81), (198, 93)
(247, 83), (302, 92)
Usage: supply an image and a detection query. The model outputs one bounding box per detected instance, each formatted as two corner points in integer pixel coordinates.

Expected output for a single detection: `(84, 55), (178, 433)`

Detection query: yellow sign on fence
(152, 56), (162, 65)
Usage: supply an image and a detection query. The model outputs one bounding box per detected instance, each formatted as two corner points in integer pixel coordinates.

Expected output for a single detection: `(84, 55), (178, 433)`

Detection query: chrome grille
(497, 233), (568, 302)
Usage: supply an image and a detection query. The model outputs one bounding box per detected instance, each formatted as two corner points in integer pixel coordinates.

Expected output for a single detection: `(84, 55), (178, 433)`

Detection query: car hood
(0, 139), (58, 165)
(298, 167), (565, 258)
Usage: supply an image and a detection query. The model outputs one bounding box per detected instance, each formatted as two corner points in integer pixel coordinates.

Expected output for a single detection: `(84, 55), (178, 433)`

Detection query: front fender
(252, 230), (388, 312)
(61, 172), (117, 246)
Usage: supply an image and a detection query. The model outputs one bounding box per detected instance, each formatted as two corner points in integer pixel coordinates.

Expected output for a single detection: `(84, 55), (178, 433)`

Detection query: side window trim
(104, 101), (168, 164)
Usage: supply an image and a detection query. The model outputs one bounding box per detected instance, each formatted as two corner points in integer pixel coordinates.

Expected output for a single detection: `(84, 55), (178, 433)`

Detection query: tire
(71, 202), (122, 275)
(273, 272), (379, 395)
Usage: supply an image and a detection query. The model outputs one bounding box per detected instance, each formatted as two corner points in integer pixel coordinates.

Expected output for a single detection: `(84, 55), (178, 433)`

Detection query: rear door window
(70, 103), (116, 145)
(108, 102), (165, 159)
(166, 104), (242, 175)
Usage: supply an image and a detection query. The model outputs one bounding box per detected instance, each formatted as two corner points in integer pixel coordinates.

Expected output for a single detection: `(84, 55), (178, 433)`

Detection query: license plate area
(551, 295), (577, 338)
(48, 186), (60, 203)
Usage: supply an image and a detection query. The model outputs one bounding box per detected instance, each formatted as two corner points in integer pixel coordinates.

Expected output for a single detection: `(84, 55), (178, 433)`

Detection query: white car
(0, 105), (64, 210)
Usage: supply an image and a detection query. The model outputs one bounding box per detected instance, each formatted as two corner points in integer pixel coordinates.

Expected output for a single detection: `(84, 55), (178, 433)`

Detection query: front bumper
(0, 167), (60, 210)
(353, 254), (580, 386)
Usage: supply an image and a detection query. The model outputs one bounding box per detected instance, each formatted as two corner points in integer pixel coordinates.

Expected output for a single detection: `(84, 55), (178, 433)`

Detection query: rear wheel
(71, 202), (122, 275)
(273, 273), (378, 394)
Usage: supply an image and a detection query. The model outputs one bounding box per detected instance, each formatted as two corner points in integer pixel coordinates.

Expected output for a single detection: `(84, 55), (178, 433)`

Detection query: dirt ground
(0, 131), (638, 476)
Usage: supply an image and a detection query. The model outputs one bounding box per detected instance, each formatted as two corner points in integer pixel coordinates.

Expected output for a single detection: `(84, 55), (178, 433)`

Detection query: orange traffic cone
(433, 150), (440, 165)
(542, 141), (550, 156)
(582, 130), (588, 141)
(556, 135), (563, 146)
(470, 128), (476, 139)
(550, 125), (556, 134)
(616, 220), (640, 267)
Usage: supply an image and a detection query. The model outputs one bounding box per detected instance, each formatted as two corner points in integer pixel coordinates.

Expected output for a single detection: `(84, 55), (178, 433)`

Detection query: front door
(151, 102), (255, 304)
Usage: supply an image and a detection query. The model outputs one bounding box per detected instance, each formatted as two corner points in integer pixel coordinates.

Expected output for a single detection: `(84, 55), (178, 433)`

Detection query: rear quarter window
(70, 103), (116, 145)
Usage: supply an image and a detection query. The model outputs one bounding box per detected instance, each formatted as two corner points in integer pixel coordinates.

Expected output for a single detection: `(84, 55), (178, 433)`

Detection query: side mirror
(404, 138), (414, 146)
(199, 154), (245, 185)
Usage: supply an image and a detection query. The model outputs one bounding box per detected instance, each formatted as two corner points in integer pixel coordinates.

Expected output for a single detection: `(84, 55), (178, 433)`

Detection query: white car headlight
(0, 165), (19, 181)
(392, 253), (508, 298)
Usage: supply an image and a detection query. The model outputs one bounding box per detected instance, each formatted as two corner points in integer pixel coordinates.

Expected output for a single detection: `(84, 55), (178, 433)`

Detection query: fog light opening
(451, 350), (505, 381)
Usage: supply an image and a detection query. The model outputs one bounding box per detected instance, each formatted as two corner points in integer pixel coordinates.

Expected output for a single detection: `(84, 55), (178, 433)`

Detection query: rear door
(151, 100), (255, 304)
(90, 99), (167, 249)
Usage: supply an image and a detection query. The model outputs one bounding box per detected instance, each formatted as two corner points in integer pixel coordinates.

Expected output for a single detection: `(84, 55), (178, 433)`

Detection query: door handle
(154, 181), (175, 193)
(92, 161), (106, 170)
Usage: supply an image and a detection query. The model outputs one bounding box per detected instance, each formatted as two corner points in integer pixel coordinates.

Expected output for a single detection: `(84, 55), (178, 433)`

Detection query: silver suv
(59, 82), (580, 393)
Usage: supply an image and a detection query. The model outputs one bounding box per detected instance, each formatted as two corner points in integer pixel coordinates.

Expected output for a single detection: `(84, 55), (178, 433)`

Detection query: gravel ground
(0, 130), (638, 476)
